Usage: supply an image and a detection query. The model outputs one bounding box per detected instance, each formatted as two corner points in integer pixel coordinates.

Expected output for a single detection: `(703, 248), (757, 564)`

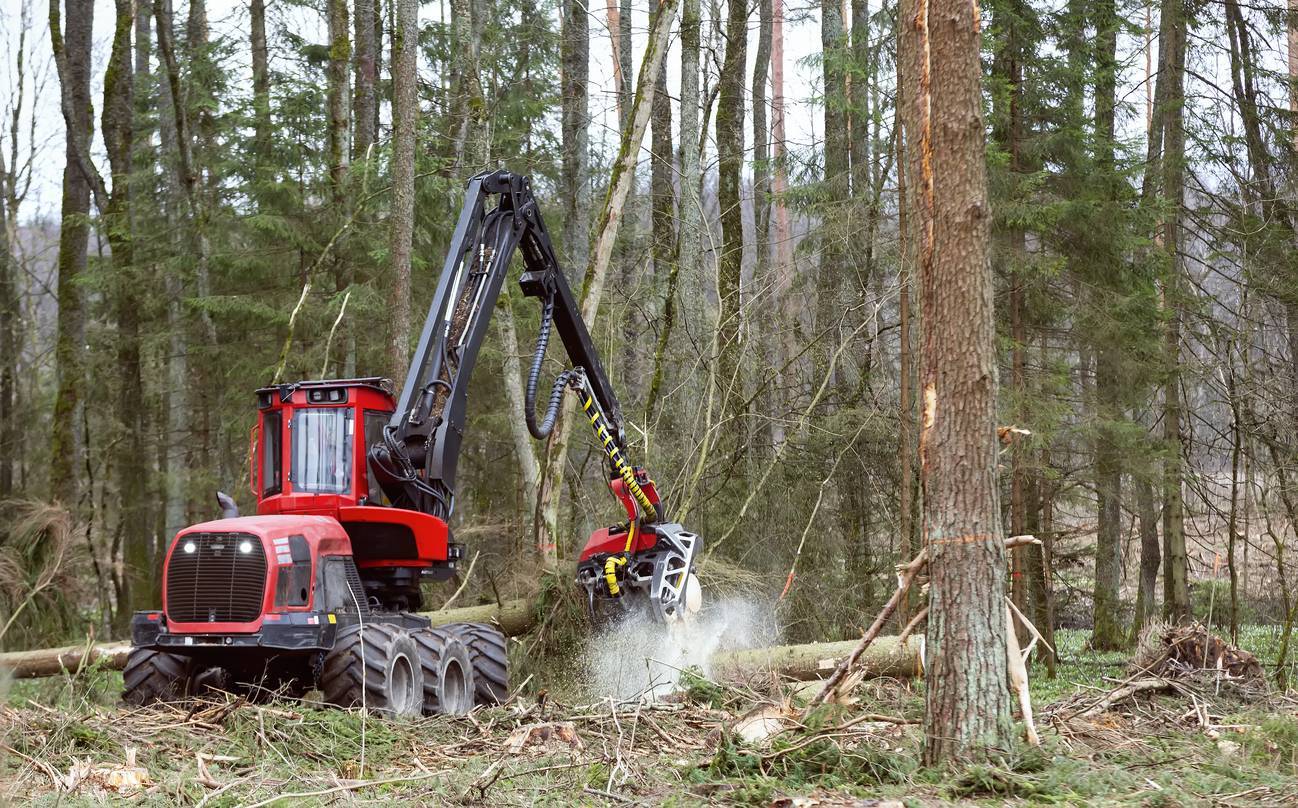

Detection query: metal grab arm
(369, 171), (634, 520)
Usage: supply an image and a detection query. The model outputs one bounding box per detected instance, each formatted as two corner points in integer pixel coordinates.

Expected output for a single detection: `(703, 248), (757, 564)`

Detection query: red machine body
(577, 475), (662, 560)
(160, 515), (352, 635)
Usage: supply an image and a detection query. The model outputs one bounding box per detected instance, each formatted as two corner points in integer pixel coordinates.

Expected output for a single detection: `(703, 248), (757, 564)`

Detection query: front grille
(165, 532), (267, 623)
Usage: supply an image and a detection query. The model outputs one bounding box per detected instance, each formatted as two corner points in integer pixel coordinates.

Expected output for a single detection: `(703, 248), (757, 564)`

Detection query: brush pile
(1130, 622), (1264, 690)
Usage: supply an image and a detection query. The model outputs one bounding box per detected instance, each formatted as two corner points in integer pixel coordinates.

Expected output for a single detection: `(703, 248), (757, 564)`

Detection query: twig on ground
(584, 785), (634, 803)
(241, 771), (443, 808)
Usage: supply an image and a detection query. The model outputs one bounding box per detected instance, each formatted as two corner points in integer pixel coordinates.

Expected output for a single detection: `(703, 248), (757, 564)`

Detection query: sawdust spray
(585, 598), (779, 701)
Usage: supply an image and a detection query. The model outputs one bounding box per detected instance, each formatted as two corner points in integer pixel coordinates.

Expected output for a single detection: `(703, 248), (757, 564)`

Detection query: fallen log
(423, 597), (537, 636)
(0, 598), (539, 680)
(712, 635), (922, 682)
(0, 642), (132, 680)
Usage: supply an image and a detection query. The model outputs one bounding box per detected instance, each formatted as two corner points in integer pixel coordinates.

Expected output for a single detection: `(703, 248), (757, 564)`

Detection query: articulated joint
(603, 555), (627, 596)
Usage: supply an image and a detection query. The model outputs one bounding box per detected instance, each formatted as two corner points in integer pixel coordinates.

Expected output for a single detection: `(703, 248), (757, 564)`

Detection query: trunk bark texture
(251, 0), (270, 162)
(645, 0), (678, 419)
(1159, 0), (1189, 622)
(48, 0), (96, 507)
(818, 0), (848, 375)
(353, 0), (378, 161)
(103, 0), (152, 630)
(388, 0), (417, 377)
(560, 0), (590, 270)
(914, 0), (1013, 763)
(715, 0), (748, 436)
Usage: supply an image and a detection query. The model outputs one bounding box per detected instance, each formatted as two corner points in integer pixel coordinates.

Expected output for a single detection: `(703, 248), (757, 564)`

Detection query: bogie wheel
(414, 628), (475, 716)
(321, 623), (424, 717)
(122, 648), (194, 706)
(442, 622), (509, 706)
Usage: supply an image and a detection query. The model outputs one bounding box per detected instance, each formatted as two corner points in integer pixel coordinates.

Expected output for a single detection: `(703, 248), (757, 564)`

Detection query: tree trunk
(649, 0), (701, 421)
(388, 0), (417, 377)
(817, 0), (848, 377)
(1087, 0), (1127, 651)
(48, 0), (96, 508)
(154, 0), (189, 548)
(715, 0), (748, 440)
(752, 0), (772, 295)
(560, 0), (590, 271)
(1092, 345), (1125, 649)
(1129, 468), (1161, 642)
(156, 0), (216, 523)
(328, 0), (351, 194)
(353, 0), (378, 161)
(713, 636), (922, 682)
(771, 0), (792, 392)
(1158, 0), (1189, 622)
(914, 0), (1012, 762)
(645, 0), (679, 420)
(450, 0), (488, 172)
(896, 113), (916, 622)
(1226, 356), (1242, 642)
(989, 0), (1028, 619)
(0, 151), (14, 499)
(327, 0), (354, 377)
(849, 0), (874, 302)
(250, 0), (270, 164)
(101, 0), (151, 633)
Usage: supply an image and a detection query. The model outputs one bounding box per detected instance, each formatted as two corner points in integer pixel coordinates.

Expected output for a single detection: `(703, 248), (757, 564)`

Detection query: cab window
(290, 407), (353, 494)
(363, 410), (393, 503)
(262, 411), (282, 496)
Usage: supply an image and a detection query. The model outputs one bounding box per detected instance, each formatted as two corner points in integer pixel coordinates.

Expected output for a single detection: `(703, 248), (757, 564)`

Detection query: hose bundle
(525, 296), (579, 439)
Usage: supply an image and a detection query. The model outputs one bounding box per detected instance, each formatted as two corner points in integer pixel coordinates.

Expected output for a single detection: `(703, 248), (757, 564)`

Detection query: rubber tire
(321, 623), (424, 717)
(122, 648), (194, 706)
(414, 627), (475, 716)
(442, 622), (509, 705)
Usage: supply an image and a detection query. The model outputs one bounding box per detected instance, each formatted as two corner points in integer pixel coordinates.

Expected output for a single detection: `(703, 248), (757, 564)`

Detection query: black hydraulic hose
(525, 296), (577, 439)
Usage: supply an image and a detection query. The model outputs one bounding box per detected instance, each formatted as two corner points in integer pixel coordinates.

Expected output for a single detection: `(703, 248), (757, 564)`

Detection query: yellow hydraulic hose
(581, 393), (658, 522)
(604, 555), (627, 596)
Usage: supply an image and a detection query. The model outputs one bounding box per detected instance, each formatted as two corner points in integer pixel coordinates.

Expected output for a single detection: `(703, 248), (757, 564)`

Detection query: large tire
(321, 623), (424, 717)
(122, 648), (194, 706)
(442, 622), (509, 706)
(414, 627), (475, 716)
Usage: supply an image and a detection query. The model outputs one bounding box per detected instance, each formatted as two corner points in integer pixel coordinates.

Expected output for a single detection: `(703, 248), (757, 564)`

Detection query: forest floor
(3, 629), (1298, 806)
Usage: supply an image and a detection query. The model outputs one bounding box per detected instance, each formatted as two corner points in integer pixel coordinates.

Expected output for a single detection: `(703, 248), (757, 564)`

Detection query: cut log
(0, 642), (132, 679)
(712, 635), (922, 682)
(0, 598), (538, 680)
(423, 597), (538, 637)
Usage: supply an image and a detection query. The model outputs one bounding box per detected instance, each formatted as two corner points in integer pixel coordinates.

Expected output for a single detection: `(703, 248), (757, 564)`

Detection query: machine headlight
(239, 540), (253, 554)
(182, 541), (196, 554)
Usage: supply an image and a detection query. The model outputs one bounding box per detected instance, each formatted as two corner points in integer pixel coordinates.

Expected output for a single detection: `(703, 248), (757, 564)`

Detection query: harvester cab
(125, 170), (702, 716)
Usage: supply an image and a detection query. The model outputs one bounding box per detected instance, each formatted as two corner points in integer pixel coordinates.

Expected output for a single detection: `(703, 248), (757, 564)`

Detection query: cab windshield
(290, 407), (353, 494)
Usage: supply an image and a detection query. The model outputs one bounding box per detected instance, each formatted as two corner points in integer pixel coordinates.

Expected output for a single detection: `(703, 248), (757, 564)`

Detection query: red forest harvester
(124, 171), (702, 716)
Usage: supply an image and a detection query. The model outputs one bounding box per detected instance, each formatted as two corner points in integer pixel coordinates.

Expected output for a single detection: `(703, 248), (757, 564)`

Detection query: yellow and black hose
(580, 392), (657, 522)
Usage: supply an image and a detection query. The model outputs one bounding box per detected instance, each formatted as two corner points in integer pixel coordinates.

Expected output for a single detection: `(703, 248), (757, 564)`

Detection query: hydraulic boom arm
(368, 171), (699, 621)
